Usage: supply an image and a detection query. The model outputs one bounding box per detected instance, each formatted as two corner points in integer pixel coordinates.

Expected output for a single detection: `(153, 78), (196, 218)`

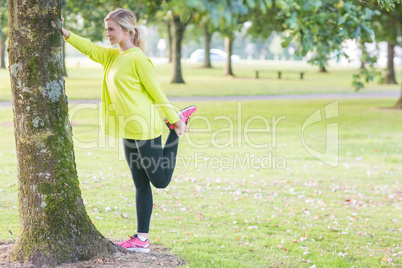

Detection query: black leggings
(122, 130), (179, 233)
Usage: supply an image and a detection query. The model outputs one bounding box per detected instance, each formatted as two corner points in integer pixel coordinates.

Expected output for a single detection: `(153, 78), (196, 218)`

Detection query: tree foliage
(372, 3), (401, 43)
(246, 0), (400, 90)
(5, 0), (402, 86)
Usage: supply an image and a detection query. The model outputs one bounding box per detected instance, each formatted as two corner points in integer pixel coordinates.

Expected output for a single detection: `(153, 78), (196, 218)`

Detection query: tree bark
(167, 21), (172, 63)
(170, 15), (186, 83)
(224, 36), (233, 76)
(385, 42), (397, 84)
(0, 38), (5, 69)
(319, 66), (327, 73)
(8, 0), (116, 265)
(203, 26), (212, 68)
(63, 40), (67, 77)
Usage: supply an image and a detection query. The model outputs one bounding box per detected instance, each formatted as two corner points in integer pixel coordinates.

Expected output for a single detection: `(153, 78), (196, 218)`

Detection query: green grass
(0, 98), (401, 267)
(0, 61), (400, 101)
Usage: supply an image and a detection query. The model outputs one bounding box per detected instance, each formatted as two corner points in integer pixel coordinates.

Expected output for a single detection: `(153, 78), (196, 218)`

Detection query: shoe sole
(179, 105), (197, 115)
(166, 105), (197, 130)
(128, 247), (150, 253)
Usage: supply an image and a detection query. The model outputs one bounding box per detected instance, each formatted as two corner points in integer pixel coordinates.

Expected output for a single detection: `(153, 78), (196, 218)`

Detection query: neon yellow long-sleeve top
(66, 32), (180, 140)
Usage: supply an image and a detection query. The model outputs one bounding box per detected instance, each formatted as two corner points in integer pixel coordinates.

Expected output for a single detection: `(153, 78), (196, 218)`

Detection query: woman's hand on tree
(51, 16), (70, 39)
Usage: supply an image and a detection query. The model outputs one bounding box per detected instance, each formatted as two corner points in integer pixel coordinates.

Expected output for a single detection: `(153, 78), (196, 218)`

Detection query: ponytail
(132, 26), (145, 51)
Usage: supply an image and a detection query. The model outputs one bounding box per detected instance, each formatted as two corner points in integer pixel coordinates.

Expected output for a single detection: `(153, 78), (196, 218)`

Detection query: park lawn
(0, 98), (401, 267)
(0, 61), (400, 101)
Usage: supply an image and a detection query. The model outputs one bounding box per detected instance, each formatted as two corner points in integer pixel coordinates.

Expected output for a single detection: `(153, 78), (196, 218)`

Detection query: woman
(60, 9), (196, 253)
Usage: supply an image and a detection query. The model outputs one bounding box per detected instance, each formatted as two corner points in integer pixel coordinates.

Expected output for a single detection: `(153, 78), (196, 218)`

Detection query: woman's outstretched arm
(54, 16), (116, 66)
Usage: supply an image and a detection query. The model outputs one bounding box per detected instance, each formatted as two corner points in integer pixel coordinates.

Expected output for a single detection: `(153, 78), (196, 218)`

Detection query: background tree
(152, 18), (174, 61)
(202, 25), (214, 68)
(354, 0), (402, 107)
(191, 1), (223, 68)
(280, 0), (402, 108)
(122, 0), (198, 83)
(219, 0), (272, 76)
(382, 4), (402, 107)
(220, 1), (248, 76)
(167, 20), (173, 62)
(385, 42), (397, 84)
(372, 5), (401, 84)
(164, 1), (196, 83)
(247, 0), (401, 107)
(246, 3), (285, 60)
(276, 1), (377, 66)
(0, 0), (7, 69)
(7, 0), (118, 265)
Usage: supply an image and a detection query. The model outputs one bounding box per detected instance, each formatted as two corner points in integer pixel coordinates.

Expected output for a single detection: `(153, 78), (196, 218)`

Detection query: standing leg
(122, 139), (153, 234)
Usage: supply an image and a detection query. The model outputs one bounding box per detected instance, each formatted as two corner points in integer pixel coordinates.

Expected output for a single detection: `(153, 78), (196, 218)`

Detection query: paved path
(0, 91), (399, 107)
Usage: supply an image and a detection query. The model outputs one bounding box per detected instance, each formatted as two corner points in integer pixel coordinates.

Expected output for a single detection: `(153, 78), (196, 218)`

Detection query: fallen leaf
(278, 244), (289, 251)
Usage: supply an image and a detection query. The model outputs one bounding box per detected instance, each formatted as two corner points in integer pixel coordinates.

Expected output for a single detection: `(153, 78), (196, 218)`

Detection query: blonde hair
(105, 8), (145, 50)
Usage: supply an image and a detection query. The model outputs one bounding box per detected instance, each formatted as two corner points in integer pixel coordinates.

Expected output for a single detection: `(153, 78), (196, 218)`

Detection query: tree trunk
(63, 40), (67, 77)
(385, 42), (397, 84)
(7, 0), (116, 265)
(0, 38), (5, 69)
(203, 26), (212, 68)
(224, 36), (233, 76)
(167, 21), (172, 63)
(319, 65), (327, 73)
(395, 91), (402, 109)
(170, 15), (186, 83)
(395, 67), (402, 109)
(394, 25), (402, 109)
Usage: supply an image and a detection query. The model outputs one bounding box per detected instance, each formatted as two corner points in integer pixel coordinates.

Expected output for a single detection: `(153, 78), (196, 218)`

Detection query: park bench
(255, 70), (305, 80)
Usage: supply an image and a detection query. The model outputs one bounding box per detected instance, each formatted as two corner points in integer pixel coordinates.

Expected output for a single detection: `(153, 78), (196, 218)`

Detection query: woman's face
(105, 20), (124, 45)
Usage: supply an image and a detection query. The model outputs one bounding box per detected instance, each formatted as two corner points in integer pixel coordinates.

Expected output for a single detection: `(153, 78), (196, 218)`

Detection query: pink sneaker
(115, 234), (150, 253)
(164, 105), (197, 130)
